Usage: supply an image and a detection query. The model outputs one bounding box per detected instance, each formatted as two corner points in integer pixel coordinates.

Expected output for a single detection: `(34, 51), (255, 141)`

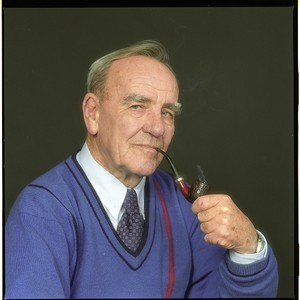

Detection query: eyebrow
(123, 94), (151, 105)
(163, 102), (182, 116)
(123, 94), (182, 115)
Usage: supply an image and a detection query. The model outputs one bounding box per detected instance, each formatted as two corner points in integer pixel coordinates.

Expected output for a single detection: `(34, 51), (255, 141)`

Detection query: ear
(82, 93), (100, 135)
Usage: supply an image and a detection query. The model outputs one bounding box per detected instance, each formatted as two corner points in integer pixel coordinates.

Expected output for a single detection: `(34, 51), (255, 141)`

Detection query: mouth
(134, 144), (162, 152)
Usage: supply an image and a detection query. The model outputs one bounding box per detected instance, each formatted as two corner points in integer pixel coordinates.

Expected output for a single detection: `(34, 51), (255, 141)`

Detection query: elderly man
(5, 40), (278, 298)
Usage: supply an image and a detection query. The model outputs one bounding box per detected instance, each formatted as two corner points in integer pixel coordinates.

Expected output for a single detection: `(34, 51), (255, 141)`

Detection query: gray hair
(87, 40), (177, 98)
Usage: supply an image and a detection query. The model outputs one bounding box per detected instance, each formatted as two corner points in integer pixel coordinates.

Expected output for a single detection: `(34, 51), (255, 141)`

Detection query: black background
(3, 3), (297, 298)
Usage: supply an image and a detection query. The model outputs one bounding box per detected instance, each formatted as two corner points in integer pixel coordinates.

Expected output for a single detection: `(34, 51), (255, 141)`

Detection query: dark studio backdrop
(3, 3), (296, 298)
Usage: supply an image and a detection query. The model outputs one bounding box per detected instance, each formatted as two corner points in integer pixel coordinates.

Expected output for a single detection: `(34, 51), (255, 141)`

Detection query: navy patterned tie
(117, 188), (144, 252)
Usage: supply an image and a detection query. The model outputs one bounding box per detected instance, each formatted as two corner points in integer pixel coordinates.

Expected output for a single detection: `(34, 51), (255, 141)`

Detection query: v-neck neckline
(68, 155), (157, 270)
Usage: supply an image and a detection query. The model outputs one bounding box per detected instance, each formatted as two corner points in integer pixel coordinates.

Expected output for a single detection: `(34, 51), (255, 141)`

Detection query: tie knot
(123, 188), (139, 214)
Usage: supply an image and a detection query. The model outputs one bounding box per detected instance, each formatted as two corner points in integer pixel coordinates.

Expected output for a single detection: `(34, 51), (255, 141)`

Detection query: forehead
(106, 55), (179, 97)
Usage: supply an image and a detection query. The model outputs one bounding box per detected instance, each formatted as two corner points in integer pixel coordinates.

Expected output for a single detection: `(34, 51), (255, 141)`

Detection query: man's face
(92, 55), (179, 184)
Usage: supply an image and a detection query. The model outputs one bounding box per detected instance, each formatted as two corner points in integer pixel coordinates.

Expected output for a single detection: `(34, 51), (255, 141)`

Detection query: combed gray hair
(87, 40), (177, 99)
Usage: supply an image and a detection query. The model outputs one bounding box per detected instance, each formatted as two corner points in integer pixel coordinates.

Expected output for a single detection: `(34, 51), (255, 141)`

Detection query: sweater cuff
(225, 246), (270, 276)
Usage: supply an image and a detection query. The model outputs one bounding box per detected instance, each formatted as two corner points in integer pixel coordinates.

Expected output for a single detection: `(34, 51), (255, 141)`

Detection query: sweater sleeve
(5, 186), (78, 299)
(186, 216), (279, 298)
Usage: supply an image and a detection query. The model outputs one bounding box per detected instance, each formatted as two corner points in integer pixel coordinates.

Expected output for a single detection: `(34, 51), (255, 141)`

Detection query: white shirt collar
(76, 143), (145, 228)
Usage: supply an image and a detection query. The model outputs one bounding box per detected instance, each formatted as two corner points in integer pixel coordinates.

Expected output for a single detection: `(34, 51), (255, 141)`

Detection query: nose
(143, 110), (166, 137)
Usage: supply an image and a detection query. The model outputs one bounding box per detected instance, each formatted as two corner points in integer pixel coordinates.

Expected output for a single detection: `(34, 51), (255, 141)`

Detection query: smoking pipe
(155, 148), (209, 203)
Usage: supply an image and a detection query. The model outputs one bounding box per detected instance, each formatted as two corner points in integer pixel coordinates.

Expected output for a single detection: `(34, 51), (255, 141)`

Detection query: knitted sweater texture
(5, 155), (278, 298)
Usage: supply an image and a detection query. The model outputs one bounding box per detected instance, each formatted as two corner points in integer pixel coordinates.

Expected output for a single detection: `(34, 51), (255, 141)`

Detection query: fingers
(192, 194), (231, 214)
(197, 208), (218, 223)
(201, 217), (243, 251)
(200, 213), (232, 232)
(203, 231), (236, 249)
(191, 193), (259, 253)
(193, 194), (234, 225)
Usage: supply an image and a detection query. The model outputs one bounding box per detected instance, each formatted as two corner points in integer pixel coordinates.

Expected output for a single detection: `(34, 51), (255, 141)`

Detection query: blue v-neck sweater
(5, 155), (278, 298)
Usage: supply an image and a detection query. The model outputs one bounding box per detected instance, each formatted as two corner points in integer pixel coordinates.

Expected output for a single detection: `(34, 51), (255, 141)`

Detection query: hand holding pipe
(156, 148), (209, 203)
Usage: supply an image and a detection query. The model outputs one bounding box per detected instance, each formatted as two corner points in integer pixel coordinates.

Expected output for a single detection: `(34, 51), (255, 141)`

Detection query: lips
(134, 144), (162, 151)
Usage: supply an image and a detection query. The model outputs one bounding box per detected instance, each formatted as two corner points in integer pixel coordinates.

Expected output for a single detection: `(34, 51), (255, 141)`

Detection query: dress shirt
(76, 142), (267, 264)
(76, 142), (145, 230)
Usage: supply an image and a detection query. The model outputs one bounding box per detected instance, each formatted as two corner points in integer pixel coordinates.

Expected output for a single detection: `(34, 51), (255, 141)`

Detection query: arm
(5, 187), (77, 299)
(186, 194), (278, 298)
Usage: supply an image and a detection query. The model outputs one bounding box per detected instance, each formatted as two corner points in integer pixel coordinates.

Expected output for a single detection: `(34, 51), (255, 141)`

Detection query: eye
(162, 109), (174, 118)
(161, 109), (175, 123)
(130, 104), (142, 110)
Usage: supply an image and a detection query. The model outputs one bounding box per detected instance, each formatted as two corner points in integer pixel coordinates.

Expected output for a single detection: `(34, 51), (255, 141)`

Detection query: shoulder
(30, 155), (76, 189)
(151, 168), (190, 207)
(151, 168), (196, 223)
(9, 155), (80, 220)
(152, 168), (174, 185)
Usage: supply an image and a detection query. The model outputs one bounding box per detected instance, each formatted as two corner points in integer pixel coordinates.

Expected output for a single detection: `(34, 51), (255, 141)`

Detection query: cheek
(118, 116), (175, 154)
(120, 121), (142, 143)
(103, 112), (137, 140)
(163, 126), (175, 148)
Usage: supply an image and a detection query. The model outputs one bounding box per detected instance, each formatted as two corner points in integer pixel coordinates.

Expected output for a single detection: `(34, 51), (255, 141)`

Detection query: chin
(132, 160), (159, 177)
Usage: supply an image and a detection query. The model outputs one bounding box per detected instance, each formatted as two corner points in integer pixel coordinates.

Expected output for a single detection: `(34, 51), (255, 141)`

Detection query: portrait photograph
(3, 1), (296, 298)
